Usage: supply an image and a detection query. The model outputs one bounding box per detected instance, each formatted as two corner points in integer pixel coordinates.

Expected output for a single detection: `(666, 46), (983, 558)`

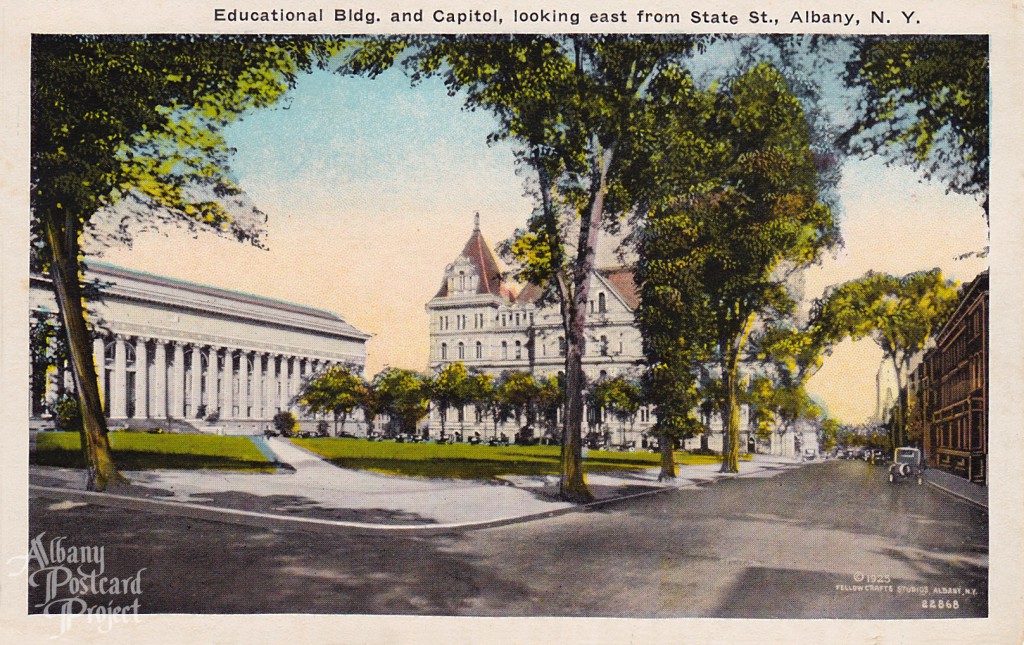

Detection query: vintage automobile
(888, 447), (926, 484)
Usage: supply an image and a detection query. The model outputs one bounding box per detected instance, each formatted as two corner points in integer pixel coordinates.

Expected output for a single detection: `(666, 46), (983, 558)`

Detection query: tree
(32, 35), (340, 489)
(431, 362), (470, 436)
(596, 376), (643, 446)
(534, 374), (565, 442)
(341, 34), (709, 502)
(372, 368), (430, 436)
(465, 372), (497, 438)
(812, 268), (959, 446)
(635, 63), (837, 473)
(819, 417), (841, 452)
(30, 311), (70, 415)
(841, 36), (989, 215)
(298, 364), (366, 436)
(497, 371), (540, 430)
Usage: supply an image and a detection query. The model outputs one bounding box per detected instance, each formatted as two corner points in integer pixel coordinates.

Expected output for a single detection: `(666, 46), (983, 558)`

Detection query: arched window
(558, 337), (566, 357)
(457, 342), (465, 360)
(441, 343), (448, 360)
(598, 292), (606, 313)
(501, 341), (508, 360)
(458, 271), (466, 291)
(515, 341), (522, 360)
(124, 342), (136, 369)
(475, 341), (482, 359)
(104, 341), (116, 366)
(600, 335), (609, 356)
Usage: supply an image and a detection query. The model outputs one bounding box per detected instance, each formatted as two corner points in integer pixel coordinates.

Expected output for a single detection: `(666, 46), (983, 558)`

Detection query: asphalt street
(28, 459), (987, 618)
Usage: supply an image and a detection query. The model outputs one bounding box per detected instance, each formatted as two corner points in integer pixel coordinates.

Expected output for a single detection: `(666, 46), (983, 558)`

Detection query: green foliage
(497, 371), (540, 426)
(635, 62), (837, 472)
(53, 395), (83, 432)
(299, 363), (367, 433)
(273, 411), (297, 436)
(812, 268), (959, 370)
(30, 312), (70, 412)
(32, 35), (343, 267)
(819, 417), (841, 451)
(842, 36), (989, 213)
(430, 362), (470, 432)
(372, 368), (430, 434)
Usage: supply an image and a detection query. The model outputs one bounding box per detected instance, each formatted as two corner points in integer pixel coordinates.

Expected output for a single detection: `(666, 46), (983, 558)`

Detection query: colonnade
(90, 333), (335, 422)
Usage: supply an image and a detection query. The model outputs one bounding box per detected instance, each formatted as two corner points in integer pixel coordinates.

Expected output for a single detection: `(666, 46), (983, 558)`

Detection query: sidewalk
(29, 442), (806, 532)
(924, 467), (988, 508)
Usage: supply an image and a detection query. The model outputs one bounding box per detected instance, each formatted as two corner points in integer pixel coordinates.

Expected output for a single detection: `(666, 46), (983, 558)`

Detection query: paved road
(28, 459), (987, 618)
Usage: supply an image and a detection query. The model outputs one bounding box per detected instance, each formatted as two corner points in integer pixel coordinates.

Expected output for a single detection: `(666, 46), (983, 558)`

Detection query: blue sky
(90, 41), (989, 424)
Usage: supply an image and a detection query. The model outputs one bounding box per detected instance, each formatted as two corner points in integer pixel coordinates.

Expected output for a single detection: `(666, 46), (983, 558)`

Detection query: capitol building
(30, 261), (370, 434)
(425, 216), (657, 443)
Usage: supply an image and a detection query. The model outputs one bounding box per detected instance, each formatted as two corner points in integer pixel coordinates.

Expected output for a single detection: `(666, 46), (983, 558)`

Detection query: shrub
(273, 411), (297, 436)
(53, 395), (82, 432)
(205, 410), (220, 424)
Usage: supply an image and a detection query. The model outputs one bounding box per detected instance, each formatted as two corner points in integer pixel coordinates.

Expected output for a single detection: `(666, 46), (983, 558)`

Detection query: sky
(85, 46), (989, 425)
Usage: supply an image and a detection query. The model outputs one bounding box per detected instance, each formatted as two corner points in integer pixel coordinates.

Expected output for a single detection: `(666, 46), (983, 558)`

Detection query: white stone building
(30, 261), (370, 434)
(425, 217), (655, 444)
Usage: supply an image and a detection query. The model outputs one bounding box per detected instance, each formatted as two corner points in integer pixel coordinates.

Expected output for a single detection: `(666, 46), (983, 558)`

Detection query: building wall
(30, 263), (369, 435)
(921, 271), (988, 485)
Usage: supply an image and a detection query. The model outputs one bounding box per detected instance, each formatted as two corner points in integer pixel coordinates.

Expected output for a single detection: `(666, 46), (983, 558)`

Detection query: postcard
(2, 1), (1022, 643)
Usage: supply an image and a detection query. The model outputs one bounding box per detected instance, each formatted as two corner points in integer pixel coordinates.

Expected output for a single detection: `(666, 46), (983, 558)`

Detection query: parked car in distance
(802, 448), (817, 461)
(889, 447), (925, 484)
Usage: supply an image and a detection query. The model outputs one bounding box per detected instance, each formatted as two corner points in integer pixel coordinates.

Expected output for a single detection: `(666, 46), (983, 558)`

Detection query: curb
(924, 479), (988, 510)
(30, 462), (800, 535)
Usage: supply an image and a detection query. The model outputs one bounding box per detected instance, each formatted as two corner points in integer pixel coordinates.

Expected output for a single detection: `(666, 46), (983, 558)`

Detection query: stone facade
(425, 218), (655, 445)
(30, 261), (370, 435)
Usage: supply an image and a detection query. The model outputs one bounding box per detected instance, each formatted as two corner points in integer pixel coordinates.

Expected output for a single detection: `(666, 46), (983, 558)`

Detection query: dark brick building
(918, 271), (988, 485)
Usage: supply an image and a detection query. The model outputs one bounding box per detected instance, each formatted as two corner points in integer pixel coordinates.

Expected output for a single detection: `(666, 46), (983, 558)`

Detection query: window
(458, 342), (465, 360)
(441, 343), (448, 360)
(600, 335), (609, 356)
(598, 292), (606, 313)
(475, 341), (482, 359)
(502, 341), (508, 360)
(558, 337), (566, 357)
(502, 314), (507, 327)
(515, 341), (522, 360)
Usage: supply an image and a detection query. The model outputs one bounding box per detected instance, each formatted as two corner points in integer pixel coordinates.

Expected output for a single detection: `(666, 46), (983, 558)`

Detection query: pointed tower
(426, 215), (521, 372)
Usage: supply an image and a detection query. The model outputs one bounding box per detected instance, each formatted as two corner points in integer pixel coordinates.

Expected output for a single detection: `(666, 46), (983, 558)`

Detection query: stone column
(205, 346), (217, 414)
(153, 341), (167, 418)
(253, 354), (265, 419)
(191, 346), (203, 419)
(277, 356), (286, 413)
(239, 351), (250, 419)
(93, 336), (105, 409)
(224, 349), (235, 419)
(111, 336), (128, 418)
(171, 342), (185, 418)
(134, 337), (148, 419)
(286, 356), (296, 411)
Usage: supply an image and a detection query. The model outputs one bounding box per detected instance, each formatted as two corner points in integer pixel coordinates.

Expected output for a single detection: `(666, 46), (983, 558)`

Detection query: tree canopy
(841, 36), (989, 214)
(32, 35), (340, 488)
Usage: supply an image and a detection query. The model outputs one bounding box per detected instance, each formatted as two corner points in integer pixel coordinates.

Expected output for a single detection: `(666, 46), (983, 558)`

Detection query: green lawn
(32, 431), (274, 472)
(292, 437), (745, 480)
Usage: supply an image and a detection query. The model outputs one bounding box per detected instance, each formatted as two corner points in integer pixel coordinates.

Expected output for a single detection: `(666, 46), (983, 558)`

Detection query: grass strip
(32, 431), (274, 473)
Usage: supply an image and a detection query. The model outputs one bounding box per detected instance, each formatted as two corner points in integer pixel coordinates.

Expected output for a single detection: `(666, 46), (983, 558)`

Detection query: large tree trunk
(720, 315), (755, 474)
(560, 315), (591, 501)
(44, 216), (123, 490)
(658, 428), (676, 480)
(557, 145), (614, 503)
